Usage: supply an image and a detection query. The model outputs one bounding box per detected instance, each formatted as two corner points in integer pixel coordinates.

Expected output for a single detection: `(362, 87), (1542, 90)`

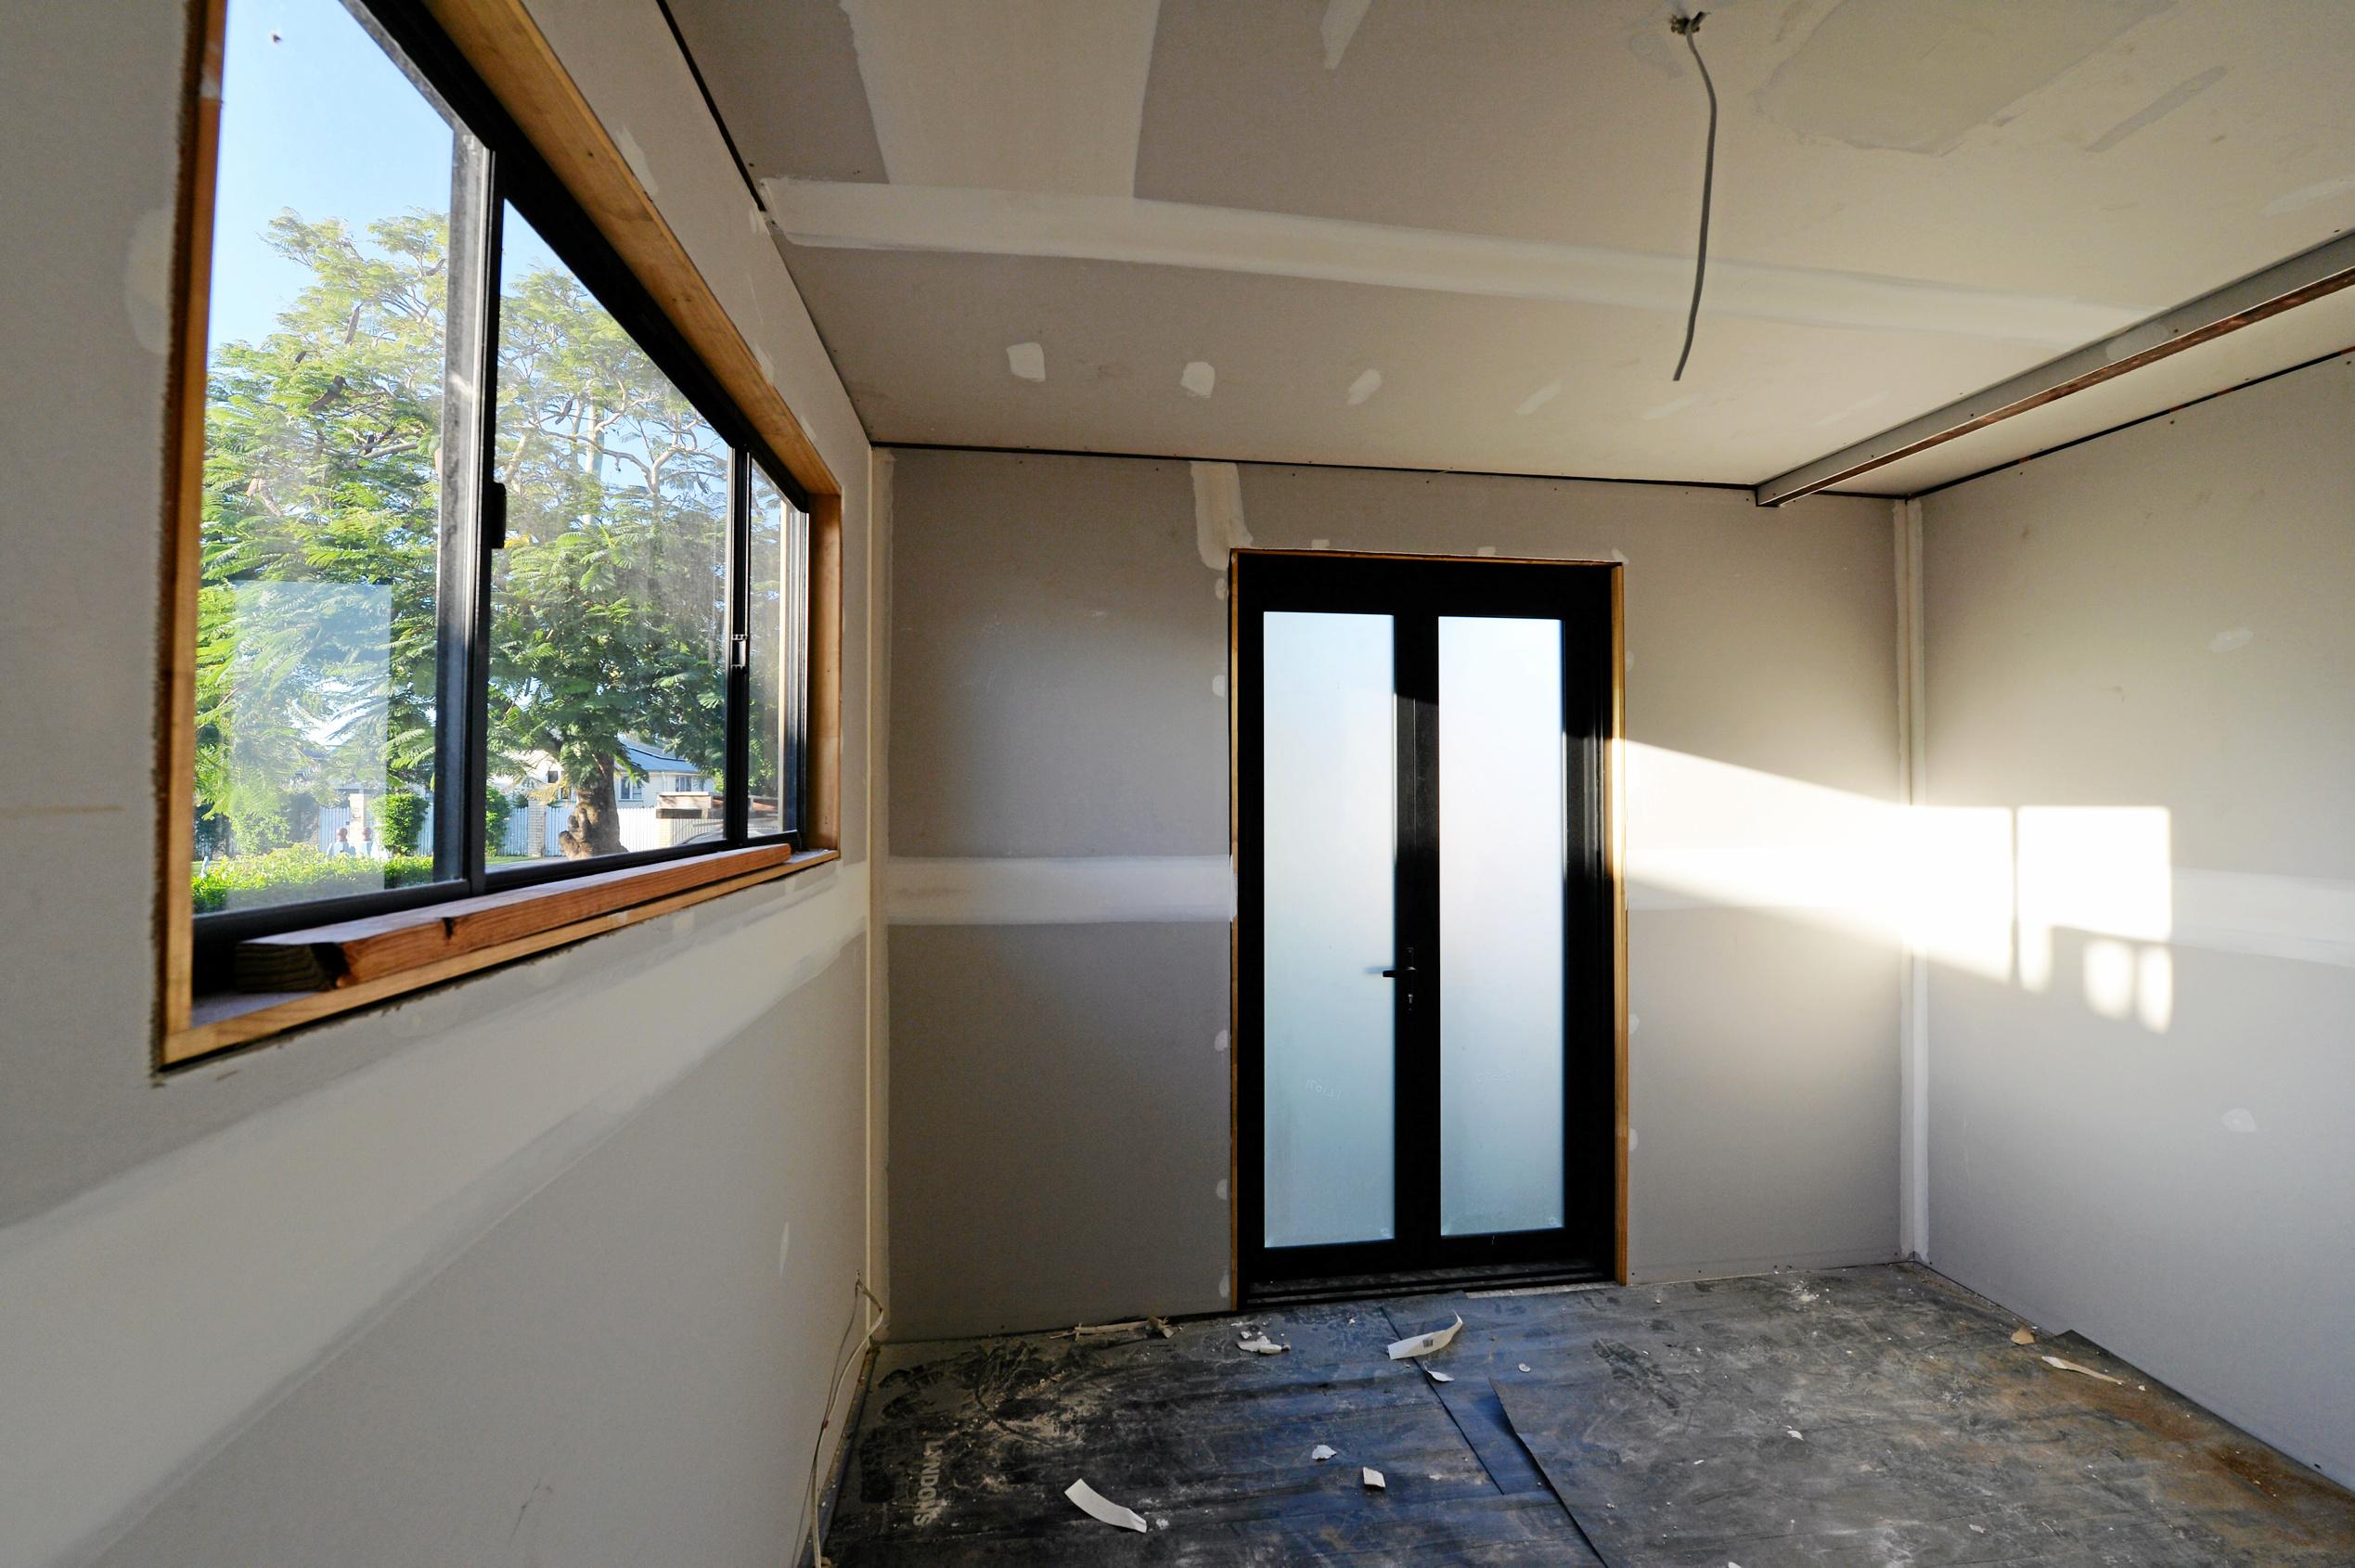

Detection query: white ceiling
(670, 0), (2355, 494)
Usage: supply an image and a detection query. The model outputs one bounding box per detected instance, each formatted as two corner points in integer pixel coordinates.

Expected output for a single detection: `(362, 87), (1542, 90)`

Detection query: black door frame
(1231, 549), (1627, 1303)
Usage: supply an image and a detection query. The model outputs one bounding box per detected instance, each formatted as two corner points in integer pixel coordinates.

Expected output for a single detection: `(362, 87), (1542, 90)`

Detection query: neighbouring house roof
(617, 736), (707, 775)
(486, 738), (711, 794)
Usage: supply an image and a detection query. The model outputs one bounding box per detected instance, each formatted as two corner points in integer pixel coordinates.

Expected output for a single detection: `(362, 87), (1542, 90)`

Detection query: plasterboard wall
(1919, 352), (2355, 1487)
(883, 448), (1905, 1339)
(0, 1), (881, 1562)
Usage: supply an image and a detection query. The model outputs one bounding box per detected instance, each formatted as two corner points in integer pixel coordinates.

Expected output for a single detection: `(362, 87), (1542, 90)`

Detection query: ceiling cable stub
(1669, 10), (1718, 382)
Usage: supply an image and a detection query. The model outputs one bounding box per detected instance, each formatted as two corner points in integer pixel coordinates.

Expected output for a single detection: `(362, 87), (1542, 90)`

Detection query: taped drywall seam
(0, 867), (869, 1568)
(1895, 497), (1930, 1261)
(887, 856), (1232, 925)
(1191, 460), (1251, 571)
(762, 177), (2144, 345)
(2169, 868), (2355, 966)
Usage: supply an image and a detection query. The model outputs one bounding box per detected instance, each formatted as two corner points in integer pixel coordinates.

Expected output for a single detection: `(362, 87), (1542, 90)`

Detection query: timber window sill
(167, 844), (838, 1067)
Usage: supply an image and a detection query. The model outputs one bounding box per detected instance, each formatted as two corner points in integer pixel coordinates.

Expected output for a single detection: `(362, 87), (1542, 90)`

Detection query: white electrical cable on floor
(804, 1277), (887, 1567)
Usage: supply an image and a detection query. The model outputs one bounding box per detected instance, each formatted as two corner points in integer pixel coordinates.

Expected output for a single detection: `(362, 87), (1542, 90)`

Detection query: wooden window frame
(157, 0), (844, 1069)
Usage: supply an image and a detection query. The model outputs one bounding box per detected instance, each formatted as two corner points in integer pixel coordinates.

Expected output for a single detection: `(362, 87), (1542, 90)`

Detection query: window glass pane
(490, 205), (731, 863)
(1262, 610), (1397, 1249)
(1438, 616), (1567, 1237)
(746, 467), (799, 838)
(194, 0), (457, 914)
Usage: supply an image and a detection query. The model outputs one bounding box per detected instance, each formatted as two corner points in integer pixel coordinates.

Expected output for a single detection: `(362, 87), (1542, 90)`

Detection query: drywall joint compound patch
(1007, 341), (1047, 381)
(1322, 0), (1372, 68)
(124, 207), (174, 356)
(611, 124), (659, 197)
(1191, 461), (1251, 569)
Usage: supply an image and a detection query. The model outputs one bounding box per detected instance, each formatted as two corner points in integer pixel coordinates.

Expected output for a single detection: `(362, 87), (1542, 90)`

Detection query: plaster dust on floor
(817, 1266), (2355, 1565)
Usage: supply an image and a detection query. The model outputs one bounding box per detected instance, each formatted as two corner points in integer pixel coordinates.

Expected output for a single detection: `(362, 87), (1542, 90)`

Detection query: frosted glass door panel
(1438, 616), (1565, 1236)
(1263, 610), (1396, 1249)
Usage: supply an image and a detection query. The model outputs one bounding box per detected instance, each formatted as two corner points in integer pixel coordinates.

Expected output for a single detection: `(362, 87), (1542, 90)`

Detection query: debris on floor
(1384, 1314), (1463, 1360)
(826, 1266), (2355, 1566)
(1070, 1318), (1153, 1343)
(2011, 1325), (2037, 1345)
(1062, 1478), (1147, 1533)
(2042, 1354), (2124, 1385)
(1237, 1331), (1288, 1355)
(1423, 1366), (1453, 1382)
(1361, 1467), (1386, 1490)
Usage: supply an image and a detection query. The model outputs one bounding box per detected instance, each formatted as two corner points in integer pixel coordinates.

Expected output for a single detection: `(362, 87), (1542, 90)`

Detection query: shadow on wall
(1625, 743), (2355, 1033)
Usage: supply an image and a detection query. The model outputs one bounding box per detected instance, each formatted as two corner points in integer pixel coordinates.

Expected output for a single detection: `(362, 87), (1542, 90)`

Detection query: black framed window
(188, 0), (810, 970)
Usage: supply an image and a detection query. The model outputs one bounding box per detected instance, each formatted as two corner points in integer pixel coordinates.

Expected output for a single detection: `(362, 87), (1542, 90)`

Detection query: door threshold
(1245, 1257), (1612, 1309)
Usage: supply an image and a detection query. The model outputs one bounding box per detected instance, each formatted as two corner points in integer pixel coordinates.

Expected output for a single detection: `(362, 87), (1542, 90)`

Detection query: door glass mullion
(1396, 610), (1442, 1250)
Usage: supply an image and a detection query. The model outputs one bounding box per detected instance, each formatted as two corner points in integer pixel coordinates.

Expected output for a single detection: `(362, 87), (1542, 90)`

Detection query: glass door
(1236, 552), (1619, 1297)
(1261, 610), (1399, 1249)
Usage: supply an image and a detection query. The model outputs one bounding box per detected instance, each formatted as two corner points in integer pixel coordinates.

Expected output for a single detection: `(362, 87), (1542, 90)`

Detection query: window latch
(730, 631), (750, 671)
(483, 479), (508, 551)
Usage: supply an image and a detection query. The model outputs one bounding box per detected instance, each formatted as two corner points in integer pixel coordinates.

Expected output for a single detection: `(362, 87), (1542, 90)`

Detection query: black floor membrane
(820, 1265), (2355, 1567)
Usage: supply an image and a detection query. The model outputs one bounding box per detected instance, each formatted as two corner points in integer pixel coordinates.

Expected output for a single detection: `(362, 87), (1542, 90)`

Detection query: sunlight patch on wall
(1623, 746), (2182, 1023)
(2015, 806), (2171, 993)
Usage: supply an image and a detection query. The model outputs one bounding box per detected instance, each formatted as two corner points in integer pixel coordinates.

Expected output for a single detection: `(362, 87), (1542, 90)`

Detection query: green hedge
(376, 794), (429, 856)
(191, 844), (435, 915)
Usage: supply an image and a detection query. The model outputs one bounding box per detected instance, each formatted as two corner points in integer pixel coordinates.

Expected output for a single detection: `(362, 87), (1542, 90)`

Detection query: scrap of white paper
(1064, 1479), (1148, 1532)
(1311, 1444), (1337, 1461)
(1385, 1315), (1464, 1360)
(1362, 1467), (1386, 1489)
(1238, 1333), (1288, 1355)
(1423, 1366), (1453, 1383)
(2042, 1355), (2124, 1385)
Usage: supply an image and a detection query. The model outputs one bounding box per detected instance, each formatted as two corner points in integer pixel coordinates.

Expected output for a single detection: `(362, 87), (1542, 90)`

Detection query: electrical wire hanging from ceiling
(1670, 10), (1718, 381)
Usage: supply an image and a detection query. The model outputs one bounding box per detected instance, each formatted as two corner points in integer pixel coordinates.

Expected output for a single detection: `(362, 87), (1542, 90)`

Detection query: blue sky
(209, 0), (560, 350)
